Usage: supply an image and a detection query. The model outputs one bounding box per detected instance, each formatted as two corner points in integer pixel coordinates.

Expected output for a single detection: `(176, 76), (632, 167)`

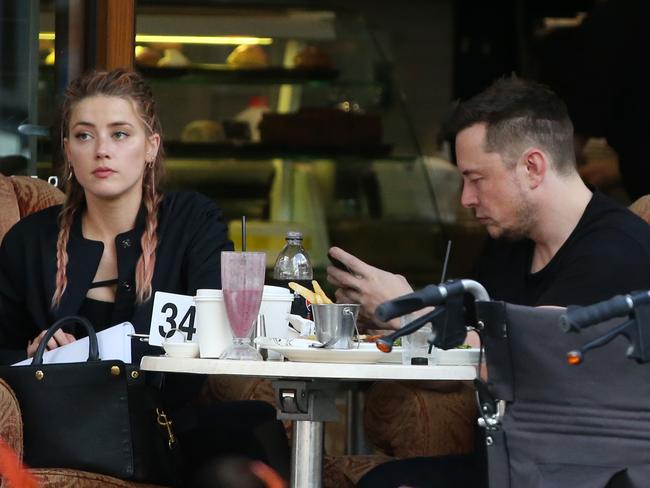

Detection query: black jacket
(0, 191), (233, 364)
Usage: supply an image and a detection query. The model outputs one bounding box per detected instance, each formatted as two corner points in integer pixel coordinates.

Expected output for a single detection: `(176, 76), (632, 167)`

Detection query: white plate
(263, 339), (480, 365)
(266, 342), (401, 364)
(377, 347), (480, 365)
(436, 348), (481, 365)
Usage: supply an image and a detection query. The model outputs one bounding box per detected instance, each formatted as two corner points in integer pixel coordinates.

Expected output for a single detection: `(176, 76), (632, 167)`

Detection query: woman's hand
(326, 246), (413, 330)
(27, 329), (76, 358)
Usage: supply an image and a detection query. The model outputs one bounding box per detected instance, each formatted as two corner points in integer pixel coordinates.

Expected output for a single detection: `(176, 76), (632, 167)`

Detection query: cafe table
(140, 355), (477, 488)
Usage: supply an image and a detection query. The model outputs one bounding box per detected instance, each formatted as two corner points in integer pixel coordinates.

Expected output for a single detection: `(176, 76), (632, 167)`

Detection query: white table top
(140, 355), (477, 381)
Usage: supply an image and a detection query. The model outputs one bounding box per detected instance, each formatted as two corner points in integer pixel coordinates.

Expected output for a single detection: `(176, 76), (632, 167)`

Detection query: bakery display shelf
(136, 64), (340, 85)
(34, 135), (397, 161)
(163, 141), (394, 160)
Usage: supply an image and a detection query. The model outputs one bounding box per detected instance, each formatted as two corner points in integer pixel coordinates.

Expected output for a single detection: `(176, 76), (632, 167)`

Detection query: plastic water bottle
(273, 231), (313, 318)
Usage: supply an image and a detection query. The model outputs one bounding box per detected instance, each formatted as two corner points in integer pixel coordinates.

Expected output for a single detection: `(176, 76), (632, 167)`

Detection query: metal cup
(312, 303), (360, 349)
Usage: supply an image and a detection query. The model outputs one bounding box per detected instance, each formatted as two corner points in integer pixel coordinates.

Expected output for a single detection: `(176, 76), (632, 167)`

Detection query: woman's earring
(67, 162), (73, 181)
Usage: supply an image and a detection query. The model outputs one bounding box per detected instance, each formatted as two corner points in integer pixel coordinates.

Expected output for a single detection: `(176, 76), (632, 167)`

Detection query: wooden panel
(95, 0), (134, 70)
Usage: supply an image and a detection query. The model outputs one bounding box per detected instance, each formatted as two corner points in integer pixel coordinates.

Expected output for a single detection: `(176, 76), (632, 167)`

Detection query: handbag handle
(31, 315), (100, 365)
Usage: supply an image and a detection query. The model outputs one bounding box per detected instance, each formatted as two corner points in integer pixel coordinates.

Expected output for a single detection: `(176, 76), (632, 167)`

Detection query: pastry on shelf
(181, 120), (226, 143)
(226, 44), (269, 69)
(293, 45), (333, 70)
(135, 45), (162, 67)
(157, 48), (190, 68)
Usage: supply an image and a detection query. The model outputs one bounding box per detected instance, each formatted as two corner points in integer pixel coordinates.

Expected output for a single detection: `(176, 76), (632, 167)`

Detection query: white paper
(12, 322), (134, 366)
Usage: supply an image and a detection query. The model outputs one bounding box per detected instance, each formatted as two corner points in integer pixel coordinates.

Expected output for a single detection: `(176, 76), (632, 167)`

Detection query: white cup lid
(263, 285), (292, 297)
(195, 289), (223, 299)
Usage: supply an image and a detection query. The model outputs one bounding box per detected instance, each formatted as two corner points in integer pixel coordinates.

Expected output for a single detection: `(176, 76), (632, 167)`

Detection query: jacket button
(121, 238), (132, 248)
(121, 281), (133, 291)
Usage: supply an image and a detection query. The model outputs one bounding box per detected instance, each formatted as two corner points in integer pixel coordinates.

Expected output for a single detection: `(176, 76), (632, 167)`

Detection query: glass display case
(129, 4), (484, 284)
(131, 4), (483, 284)
(32, 2), (484, 286)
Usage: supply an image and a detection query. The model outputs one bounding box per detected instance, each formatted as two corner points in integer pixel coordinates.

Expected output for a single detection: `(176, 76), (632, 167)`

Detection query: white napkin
(288, 314), (315, 336)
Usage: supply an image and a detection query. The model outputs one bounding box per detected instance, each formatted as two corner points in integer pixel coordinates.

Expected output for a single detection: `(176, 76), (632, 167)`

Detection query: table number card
(150, 291), (197, 346)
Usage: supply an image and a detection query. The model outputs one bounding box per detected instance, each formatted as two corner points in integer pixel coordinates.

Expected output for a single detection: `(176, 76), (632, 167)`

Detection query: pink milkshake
(223, 288), (264, 338)
(220, 251), (266, 360)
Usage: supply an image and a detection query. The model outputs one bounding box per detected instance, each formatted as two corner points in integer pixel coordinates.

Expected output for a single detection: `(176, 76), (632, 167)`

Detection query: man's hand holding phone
(326, 246), (413, 330)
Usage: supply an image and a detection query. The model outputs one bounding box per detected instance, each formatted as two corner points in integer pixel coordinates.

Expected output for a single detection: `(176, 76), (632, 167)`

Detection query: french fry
(288, 282), (318, 304)
(312, 280), (333, 304)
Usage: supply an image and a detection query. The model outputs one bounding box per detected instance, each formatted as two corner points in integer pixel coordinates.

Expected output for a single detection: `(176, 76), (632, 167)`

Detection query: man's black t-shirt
(475, 191), (650, 307)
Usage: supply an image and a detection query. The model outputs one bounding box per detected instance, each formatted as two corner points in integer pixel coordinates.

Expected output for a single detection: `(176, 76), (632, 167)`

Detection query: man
(328, 76), (650, 322)
(328, 76), (650, 488)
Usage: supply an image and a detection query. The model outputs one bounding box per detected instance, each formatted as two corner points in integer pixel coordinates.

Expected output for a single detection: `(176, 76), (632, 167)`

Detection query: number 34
(158, 302), (196, 340)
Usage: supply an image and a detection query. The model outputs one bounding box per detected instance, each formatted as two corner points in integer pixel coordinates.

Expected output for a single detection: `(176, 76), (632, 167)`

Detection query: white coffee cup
(259, 285), (294, 360)
(194, 289), (233, 358)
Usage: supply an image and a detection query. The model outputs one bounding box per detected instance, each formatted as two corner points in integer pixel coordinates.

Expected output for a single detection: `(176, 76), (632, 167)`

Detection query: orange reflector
(566, 351), (582, 365)
(376, 341), (392, 353)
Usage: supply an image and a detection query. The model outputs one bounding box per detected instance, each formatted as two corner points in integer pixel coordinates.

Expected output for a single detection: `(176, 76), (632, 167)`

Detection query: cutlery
(310, 338), (338, 349)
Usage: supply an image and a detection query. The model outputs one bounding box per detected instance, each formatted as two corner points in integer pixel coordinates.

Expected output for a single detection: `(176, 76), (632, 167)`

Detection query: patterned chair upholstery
(363, 381), (477, 458)
(0, 174), (64, 244)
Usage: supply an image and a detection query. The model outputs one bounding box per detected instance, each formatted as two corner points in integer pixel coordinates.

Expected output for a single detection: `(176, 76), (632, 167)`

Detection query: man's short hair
(446, 76), (576, 174)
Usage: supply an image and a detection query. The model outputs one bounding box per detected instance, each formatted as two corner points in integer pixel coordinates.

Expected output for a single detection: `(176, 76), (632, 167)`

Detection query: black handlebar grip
(559, 295), (631, 332)
(375, 284), (443, 322)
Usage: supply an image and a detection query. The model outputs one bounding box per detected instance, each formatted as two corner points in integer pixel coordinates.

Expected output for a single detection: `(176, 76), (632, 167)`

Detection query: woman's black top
(74, 279), (119, 334)
(78, 297), (115, 334)
(0, 191), (233, 364)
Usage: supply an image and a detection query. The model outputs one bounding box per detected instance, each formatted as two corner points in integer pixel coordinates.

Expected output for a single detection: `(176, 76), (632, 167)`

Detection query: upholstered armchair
(0, 174), (64, 244)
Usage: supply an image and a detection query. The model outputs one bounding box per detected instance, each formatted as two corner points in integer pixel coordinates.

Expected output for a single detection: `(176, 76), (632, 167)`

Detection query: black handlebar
(560, 290), (650, 332)
(375, 284), (449, 322)
(375, 279), (487, 322)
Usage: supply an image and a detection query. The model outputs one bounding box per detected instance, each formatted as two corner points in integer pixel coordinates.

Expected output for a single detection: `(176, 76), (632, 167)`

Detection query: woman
(0, 69), (232, 359)
(0, 69), (288, 485)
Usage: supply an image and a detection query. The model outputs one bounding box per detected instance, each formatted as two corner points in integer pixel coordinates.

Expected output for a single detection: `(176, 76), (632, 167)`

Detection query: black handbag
(0, 316), (178, 485)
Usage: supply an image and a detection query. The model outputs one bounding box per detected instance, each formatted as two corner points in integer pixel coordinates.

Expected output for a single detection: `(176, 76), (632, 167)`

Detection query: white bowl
(162, 341), (200, 358)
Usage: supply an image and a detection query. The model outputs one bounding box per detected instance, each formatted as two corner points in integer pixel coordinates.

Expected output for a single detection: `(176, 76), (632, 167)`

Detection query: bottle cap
(411, 357), (428, 366)
(286, 231), (303, 240)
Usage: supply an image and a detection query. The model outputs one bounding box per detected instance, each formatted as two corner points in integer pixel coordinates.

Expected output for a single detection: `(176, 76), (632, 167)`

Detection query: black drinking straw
(440, 240), (452, 284)
(428, 239), (452, 355)
(241, 215), (247, 251)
